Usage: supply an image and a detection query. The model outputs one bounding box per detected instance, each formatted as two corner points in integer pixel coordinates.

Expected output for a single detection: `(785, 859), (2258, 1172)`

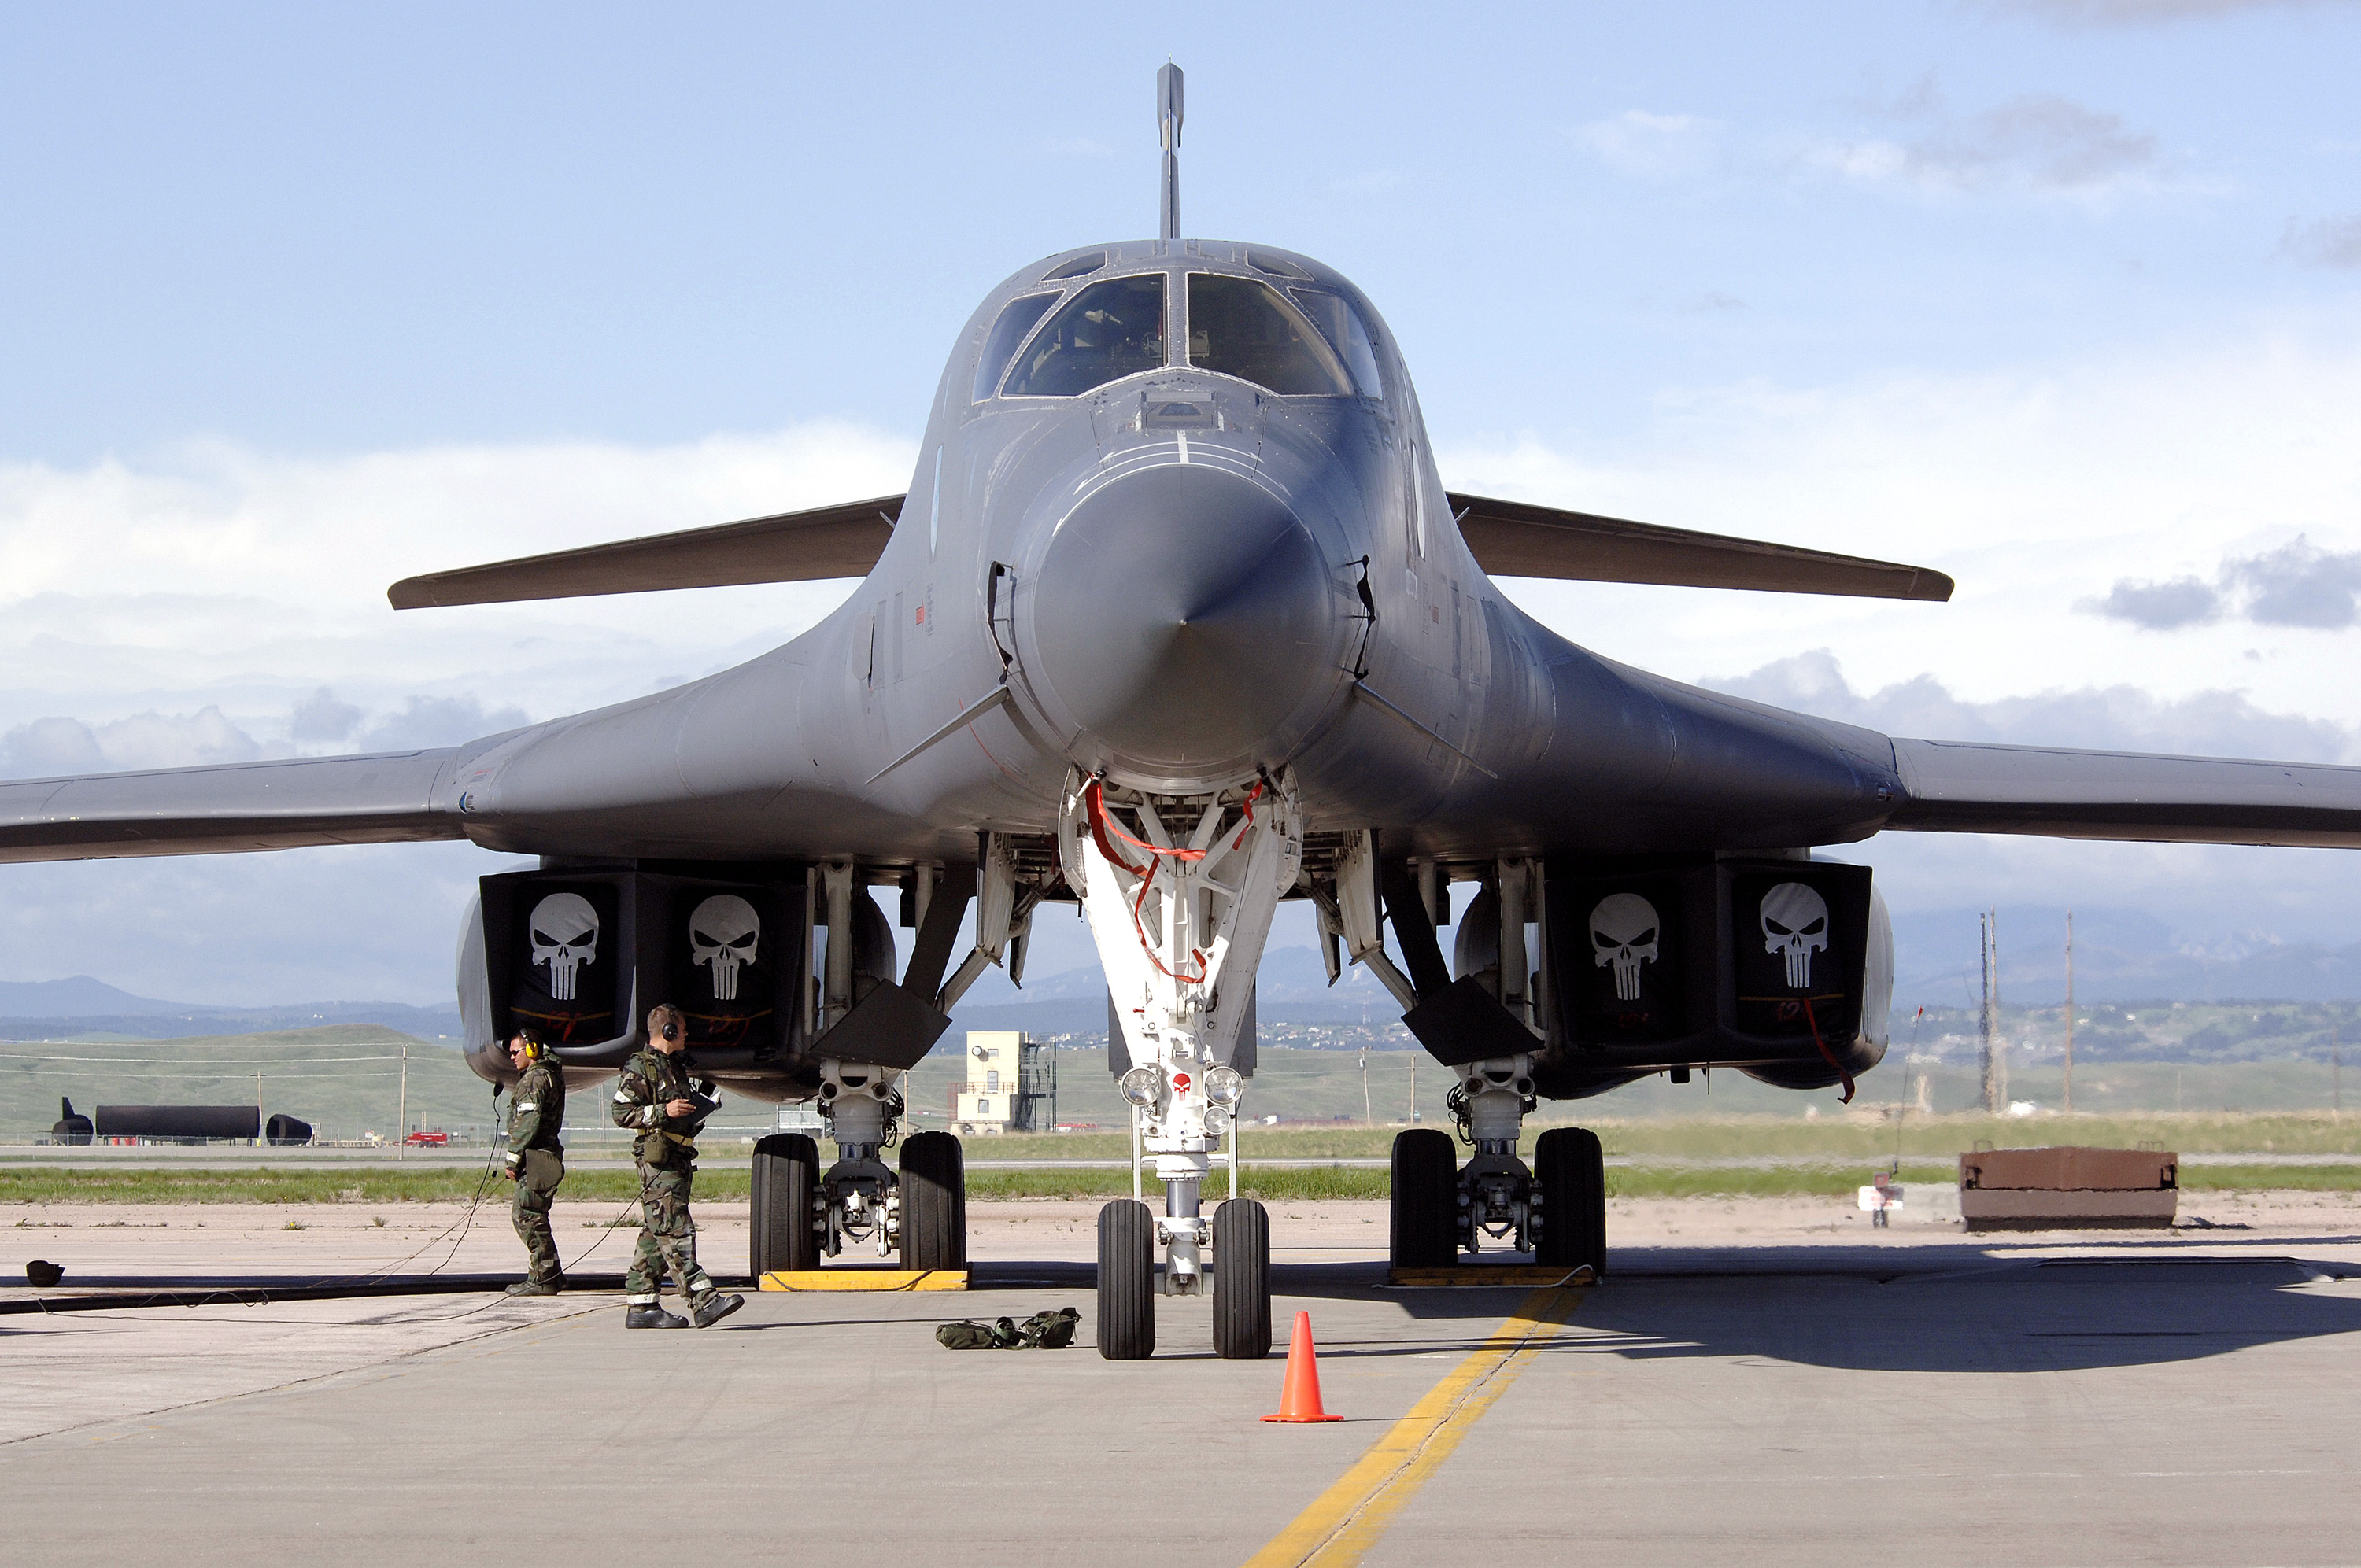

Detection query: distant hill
(1891, 907), (2361, 1009)
(0, 976), (462, 1042)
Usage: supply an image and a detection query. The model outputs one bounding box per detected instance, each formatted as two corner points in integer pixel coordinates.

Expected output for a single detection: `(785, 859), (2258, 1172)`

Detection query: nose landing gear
(1061, 769), (1299, 1360)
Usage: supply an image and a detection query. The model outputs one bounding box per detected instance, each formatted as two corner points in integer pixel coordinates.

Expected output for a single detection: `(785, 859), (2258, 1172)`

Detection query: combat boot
(505, 1276), (563, 1297)
(626, 1303), (689, 1329)
(691, 1292), (745, 1329)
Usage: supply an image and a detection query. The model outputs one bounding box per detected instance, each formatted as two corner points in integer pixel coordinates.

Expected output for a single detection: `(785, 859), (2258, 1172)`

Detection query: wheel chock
(758, 1269), (969, 1292)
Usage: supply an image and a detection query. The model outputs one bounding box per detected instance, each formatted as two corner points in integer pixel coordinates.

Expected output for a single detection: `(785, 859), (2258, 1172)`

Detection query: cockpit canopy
(974, 257), (1385, 404)
(1003, 275), (1166, 398)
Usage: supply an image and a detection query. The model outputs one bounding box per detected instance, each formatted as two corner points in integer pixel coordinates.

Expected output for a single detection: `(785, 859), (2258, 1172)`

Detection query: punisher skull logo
(1760, 883), (1830, 989)
(1588, 892), (1661, 1003)
(689, 895), (761, 1002)
(527, 892), (599, 1002)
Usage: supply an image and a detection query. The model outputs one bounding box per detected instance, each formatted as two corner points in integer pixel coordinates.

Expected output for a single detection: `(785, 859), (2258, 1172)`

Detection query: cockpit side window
(1186, 275), (1354, 397)
(973, 292), (1059, 402)
(1288, 289), (1385, 400)
(1001, 275), (1168, 398)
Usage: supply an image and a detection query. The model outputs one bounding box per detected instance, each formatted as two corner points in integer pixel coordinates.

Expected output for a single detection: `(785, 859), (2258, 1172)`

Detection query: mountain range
(10, 906), (2361, 1044)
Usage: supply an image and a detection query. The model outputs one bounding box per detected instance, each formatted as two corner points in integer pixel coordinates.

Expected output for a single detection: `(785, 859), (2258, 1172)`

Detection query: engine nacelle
(459, 864), (811, 1098)
(1538, 857), (1892, 1098)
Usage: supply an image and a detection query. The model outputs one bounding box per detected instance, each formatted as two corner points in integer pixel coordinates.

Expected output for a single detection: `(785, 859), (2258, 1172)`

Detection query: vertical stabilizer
(1158, 62), (1184, 242)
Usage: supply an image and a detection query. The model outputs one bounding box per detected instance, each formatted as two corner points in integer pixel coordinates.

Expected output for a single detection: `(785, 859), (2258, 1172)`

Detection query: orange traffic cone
(1262, 1310), (1343, 1422)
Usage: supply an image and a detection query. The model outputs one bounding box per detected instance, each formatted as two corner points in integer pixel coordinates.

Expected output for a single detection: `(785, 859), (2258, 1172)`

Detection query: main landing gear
(748, 1062), (967, 1276)
(1388, 1062), (1605, 1278)
(1060, 769), (1299, 1360)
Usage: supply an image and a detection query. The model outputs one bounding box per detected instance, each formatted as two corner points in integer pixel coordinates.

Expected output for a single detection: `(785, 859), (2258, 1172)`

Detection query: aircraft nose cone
(1025, 463), (1336, 777)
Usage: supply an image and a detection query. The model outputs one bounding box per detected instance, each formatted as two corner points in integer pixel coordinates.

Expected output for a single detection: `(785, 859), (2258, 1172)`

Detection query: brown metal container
(1959, 1146), (2178, 1231)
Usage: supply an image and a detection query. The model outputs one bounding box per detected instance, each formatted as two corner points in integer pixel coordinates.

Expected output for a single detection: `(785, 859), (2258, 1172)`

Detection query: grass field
(13, 1020), (2360, 1146)
(970, 1109), (2361, 1162)
(10, 1153), (2360, 1205)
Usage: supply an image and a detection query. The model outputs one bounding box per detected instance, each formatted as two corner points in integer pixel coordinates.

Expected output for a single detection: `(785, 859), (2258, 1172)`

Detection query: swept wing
(386, 495), (904, 609)
(0, 750), (468, 863)
(379, 492), (1950, 612)
(1447, 493), (1953, 602)
(1885, 738), (2361, 847)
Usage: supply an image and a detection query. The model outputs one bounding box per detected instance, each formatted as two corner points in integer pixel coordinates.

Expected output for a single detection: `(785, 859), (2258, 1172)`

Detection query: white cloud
(1705, 648), (2359, 762)
(1812, 92), (2163, 196)
(0, 706), (284, 778)
(0, 423), (914, 743)
(1572, 110), (1720, 179)
(2281, 212), (2361, 268)
(355, 695), (531, 751)
(1438, 319), (2361, 727)
(290, 688), (362, 743)
(2085, 537), (2361, 630)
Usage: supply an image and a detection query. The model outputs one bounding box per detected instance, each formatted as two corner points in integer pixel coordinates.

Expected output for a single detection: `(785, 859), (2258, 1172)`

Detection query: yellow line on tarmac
(1243, 1286), (1583, 1568)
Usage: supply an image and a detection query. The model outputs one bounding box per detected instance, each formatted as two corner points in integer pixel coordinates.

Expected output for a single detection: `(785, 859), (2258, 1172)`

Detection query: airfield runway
(8, 1198), (2361, 1566)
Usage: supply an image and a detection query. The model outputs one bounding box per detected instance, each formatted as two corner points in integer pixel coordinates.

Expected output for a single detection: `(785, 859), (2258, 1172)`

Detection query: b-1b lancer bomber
(9, 65), (2361, 1357)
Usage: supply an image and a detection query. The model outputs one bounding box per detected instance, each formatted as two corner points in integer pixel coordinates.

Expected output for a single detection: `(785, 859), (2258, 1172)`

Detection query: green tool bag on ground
(935, 1321), (999, 1349)
(933, 1308), (1080, 1351)
(1016, 1308), (1080, 1349)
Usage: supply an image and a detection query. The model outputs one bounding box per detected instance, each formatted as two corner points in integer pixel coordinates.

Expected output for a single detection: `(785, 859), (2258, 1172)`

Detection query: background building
(951, 1031), (1055, 1134)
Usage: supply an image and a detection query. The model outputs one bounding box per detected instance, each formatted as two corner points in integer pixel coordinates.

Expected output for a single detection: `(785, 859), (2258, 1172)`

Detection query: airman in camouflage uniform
(611, 1003), (745, 1330)
(503, 1030), (567, 1295)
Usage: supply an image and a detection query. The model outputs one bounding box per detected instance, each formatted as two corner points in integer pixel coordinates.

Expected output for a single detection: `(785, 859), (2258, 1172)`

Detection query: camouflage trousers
(625, 1164), (716, 1306)
(511, 1178), (561, 1282)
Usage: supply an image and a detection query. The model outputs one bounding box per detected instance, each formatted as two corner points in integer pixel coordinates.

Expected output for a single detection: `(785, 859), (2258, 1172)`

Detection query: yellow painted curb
(758, 1269), (968, 1292)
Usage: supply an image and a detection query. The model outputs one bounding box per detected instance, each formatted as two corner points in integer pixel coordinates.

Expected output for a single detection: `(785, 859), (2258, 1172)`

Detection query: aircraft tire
(898, 1131), (967, 1271)
(1389, 1127), (1458, 1269)
(751, 1134), (821, 1277)
(1535, 1126), (1606, 1277)
(1212, 1198), (1272, 1360)
(1096, 1198), (1157, 1360)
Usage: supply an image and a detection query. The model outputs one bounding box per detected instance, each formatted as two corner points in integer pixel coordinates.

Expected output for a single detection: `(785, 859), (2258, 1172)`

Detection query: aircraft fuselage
(452, 242), (1895, 872)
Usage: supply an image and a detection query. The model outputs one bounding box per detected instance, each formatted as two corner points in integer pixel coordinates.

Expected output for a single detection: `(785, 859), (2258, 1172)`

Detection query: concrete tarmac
(6, 1201), (2361, 1565)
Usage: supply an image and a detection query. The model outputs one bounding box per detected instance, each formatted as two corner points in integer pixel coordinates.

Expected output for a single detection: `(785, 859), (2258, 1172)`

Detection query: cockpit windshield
(1000, 275), (1167, 398)
(1287, 289), (1384, 399)
(1186, 274), (1354, 397)
(973, 292), (1059, 402)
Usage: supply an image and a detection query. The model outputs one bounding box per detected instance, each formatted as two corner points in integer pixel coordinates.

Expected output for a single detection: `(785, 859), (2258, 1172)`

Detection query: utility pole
(2336, 1045), (2342, 1119)
(2064, 910), (2075, 1116)
(256, 1071), (264, 1146)
(1358, 1044), (1373, 1127)
(1409, 1052), (1418, 1123)
(1979, 909), (2007, 1114)
(397, 1045), (408, 1156)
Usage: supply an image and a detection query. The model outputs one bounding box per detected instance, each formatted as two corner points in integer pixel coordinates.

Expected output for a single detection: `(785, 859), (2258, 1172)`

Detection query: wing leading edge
(1886, 738), (2361, 848)
(386, 495), (905, 610)
(1448, 493), (1953, 602)
(385, 492), (1949, 612)
(0, 750), (467, 863)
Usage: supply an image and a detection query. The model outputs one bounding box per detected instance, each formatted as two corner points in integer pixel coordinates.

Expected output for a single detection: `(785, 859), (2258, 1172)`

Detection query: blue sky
(3, 0), (2360, 1005)
(7, 1), (2357, 462)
